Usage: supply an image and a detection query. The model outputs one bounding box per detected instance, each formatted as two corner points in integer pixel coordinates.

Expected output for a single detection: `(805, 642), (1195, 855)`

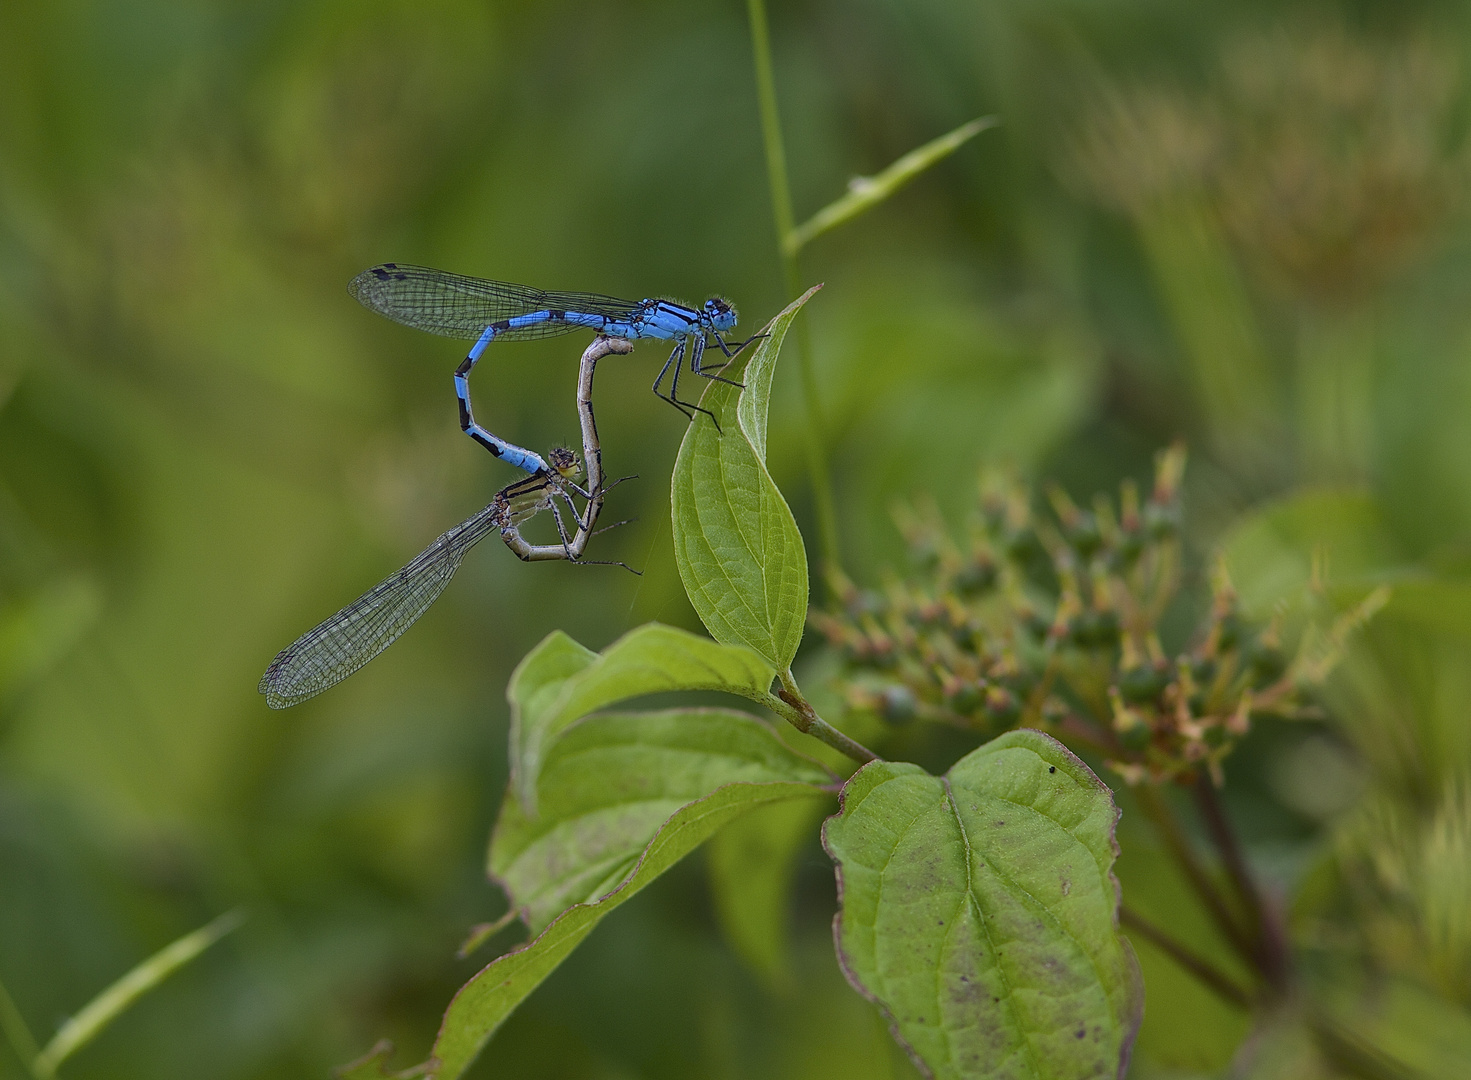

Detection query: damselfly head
(703, 297), (738, 332)
(548, 446), (583, 480)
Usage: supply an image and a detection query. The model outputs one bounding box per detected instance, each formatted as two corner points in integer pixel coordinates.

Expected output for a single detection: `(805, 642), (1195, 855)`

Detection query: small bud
(1246, 641), (1287, 687)
(1112, 528), (1144, 568)
(1143, 500), (1180, 540)
(1069, 610), (1121, 649)
(953, 558), (997, 596)
(983, 686), (1021, 726)
(1003, 527), (1045, 565)
(1110, 686), (1153, 750)
(1067, 512), (1103, 560)
(878, 684), (918, 724)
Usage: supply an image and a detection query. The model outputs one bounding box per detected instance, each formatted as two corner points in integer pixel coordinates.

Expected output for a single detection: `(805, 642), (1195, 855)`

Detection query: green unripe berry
(1118, 665), (1170, 704)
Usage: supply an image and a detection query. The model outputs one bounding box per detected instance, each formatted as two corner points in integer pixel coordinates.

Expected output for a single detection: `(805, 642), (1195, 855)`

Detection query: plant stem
(1192, 772), (1290, 993)
(0, 974), (42, 1080)
(1119, 907), (1253, 1010)
(746, 0), (795, 263)
(1133, 785), (1259, 970)
(745, 0), (842, 575)
(1308, 1012), (1422, 1080)
(771, 669), (879, 766)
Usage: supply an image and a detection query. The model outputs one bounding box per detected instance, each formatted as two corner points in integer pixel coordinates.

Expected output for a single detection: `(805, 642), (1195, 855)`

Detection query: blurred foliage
(0, 1), (1469, 1077)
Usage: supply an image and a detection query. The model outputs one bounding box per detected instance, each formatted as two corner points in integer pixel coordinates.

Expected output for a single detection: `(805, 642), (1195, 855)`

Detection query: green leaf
(1219, 489), (1401, 617)
(671, 292), (816, 669)
(427, 711), (830, 1079)
(509, 623), (778, 813)
(707, 794), (831, 988)
(32, 909), (245, 1078)
(1320, 977), (1471, 1080)
(785, 117), (998, 256)
(506, 629), (597, 728)
(493, 708), (832, 933)
(0, 574), (103, 696)
(736, 284), (822, 465)
(823, 730), (1142, 1080)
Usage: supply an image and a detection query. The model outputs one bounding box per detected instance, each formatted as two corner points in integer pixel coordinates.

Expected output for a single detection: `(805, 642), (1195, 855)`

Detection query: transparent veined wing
(348, 263), (642, 340)
(259, 500), (508, 708)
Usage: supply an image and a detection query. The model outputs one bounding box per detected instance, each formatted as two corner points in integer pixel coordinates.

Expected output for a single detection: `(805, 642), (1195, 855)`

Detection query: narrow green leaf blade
(671, 293), (816, 669)
(430, 711), (830, 1079)
(494, 708), (832, 933)
(786, 116), (998, 255)
(33, 909), (245, 1078)
(823, 730), (1142, 1080)
(736, 284), (822, 465)
(510, 623), (777, 812)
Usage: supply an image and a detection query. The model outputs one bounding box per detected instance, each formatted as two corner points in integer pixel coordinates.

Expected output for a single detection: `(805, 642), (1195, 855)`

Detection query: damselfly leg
(652, 337), (721, 428)
(688, 333), (744, 388)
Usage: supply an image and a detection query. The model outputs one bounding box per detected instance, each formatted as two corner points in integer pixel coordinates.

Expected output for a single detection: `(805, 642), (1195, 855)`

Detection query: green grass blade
(785, 116), (998, 256)
(32, 909), (245, 1078)
(0, 973), (42, 1079)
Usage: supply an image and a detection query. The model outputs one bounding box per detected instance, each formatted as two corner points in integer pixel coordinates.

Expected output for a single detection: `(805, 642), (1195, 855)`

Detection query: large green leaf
(424, 709), (830, 1079)
(671, 290), (817, 668)
(492, 707), (832, 933)
(823, 729), (1142, 1080)
(509, 623), (777, 812)
(707, 794), (831, 988)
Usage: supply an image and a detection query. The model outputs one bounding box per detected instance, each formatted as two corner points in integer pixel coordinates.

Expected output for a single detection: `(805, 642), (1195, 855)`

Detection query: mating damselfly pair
(259, 266), (750, 708)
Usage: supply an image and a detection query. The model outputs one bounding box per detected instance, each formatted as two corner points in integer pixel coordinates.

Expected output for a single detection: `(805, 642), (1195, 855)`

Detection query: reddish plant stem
(1119, 906), (1253, 1009)
(774, 673), (879, 765)
(1192, 771), (1291, 994)
(1132, 785), (1260, 970)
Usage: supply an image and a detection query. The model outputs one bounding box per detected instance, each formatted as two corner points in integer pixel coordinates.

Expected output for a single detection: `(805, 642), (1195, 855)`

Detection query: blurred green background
(3, 1), (1470, 1077)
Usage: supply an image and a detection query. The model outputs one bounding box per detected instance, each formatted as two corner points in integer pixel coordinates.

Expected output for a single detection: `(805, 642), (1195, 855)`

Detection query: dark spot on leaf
(994, 820), (1006, 827)
(1049, 766), (1057, 773)
(1075, 1027), (1086, 1039)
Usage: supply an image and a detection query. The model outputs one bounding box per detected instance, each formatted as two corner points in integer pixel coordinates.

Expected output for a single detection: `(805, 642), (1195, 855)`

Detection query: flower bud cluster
(813, 446), (1356, 784)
